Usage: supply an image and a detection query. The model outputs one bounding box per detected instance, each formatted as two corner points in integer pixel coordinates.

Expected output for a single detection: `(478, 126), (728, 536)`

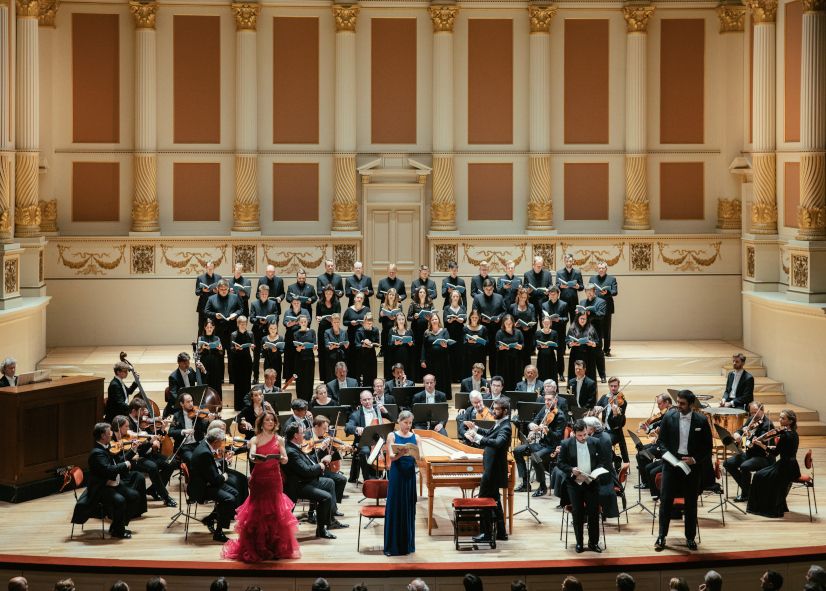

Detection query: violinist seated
(594, 377), (629, 464)
(186, 428), (244, 543)
(283, 398), (313, 433)
(306, 415), (348, 511)
(460, 363), (489, 394)
(112, 414), (177, 508)
(536, 380), (569, 416)
(169, 392), (213, 467)
(165, 352), (204, 418)
(242, 368), (281, 409)
(515, 365), (543, 395)
(345, 390), (391, 482)
(105, 361), (140, 423)
(71, 422), (146, 539)
(310, 383), (337, 412)
(635, 393), (673, 490)
(513, 392), (567, 497)
(457, 390), (494, 444)
(724, 401), (774, 503)
(411, 374), (448, 435)
(206, 418), (249, 507)
(236, 387), (275, 442)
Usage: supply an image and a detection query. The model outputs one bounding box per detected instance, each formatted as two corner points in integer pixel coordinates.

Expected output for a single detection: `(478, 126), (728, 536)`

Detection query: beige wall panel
(371, 18), (417, 145)
(659, 19), (705, 144)
(173, 15), (221, 144)
(0, 300), (48, 369)
(273, 16), (319, 144)
(563, 162), (609, 220)
(173, 162), (220, 221)
(784, 1), (802, 143)
(467, 19), (513, 145)
(72, 13), (119, 143)
(467, 163), (513, 220)
(783, 161), (800, 229)
(71, 162), (120, 222)
(563, 19), (609, 145)
(660, 162), (704, 220)
(273, 162), (319, 221)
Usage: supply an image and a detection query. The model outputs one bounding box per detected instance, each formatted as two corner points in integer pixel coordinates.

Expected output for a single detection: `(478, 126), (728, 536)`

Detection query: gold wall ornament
(429, 5), (458, 33)
(332, 155), (358, 231)
(232, 155), (260, 232)
(527, 155), (553, 230)
(797, 152), (826, 240)
(130, 244), (155, 275)
(0, 153), (11, 240)
(231, 2), (259, 31)
(15, 152), (40, 237)
(4, 258), (18, 294)
(431, 155), (456, 231)
(262, 245), (326, 275)
(15, 0), (39, 18)
(131, 154), (159, 232)
(717, 4), (747, 33)
(528, 5), (556, 33)
(37, 199), (58, 233)
(159, 244), (227, 275)
(333, 243), (357, 272)
(333, 4), (359, 33)
(129, 0), (157, 29)
(750, 152), (777, 233)
(560, 243), (624, 273)
(745, 0), (778, 23)
(233, 244), (257, 274)
(15, 204), (40, 227)
(716, 198), (742, 230)
(37, 0), (57, 27)
(462, 243), (526, 274)
(745, 245), (755, 278)
(622, 4), (655, 33)
(629, 243), (653, 272)
(623, 154), (650, 230)
(657, 241), (721, 272)
(57, 244), (125, 276)
(790, 253), (809, 288)
(434, 244), (458, 273)
(532, 243), (555, 268)
(801, 0), (826, 12)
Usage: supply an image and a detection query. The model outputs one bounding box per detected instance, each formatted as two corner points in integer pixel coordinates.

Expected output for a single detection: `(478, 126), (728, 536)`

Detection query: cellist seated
(344, 390), (391, 482)
(513, 392), (567, 497)
(457, 390), (494, 445)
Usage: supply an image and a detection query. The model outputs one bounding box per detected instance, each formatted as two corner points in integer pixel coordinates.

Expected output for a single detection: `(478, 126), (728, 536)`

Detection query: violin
(746, 426), (786, 449)
(476, 403), (494, 422)
(187, 406), (213, 420)
(224, 434), (249, 450)
(640, 409), (666, 433)
(528, 402), (558, 443)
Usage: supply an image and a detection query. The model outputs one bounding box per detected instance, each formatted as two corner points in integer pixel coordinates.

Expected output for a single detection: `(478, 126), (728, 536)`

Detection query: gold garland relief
(428, 5), (458, 33)
(528, 5), (556, 34)
(717, 4), (747, 33)
(160, 244), (227, 275)
(560, 243), (624, 273)
(262, 246), (326, 276)
(622, 5), (655, 33)
(333, 5), (359, 33)
(657, 241), (721, 272)
(231, 3), (259, 31)
(463, 243), (526, 274)
(57, 244), (125, 276)
(129, 0), (156, 29)
(746, 0), (778, 24)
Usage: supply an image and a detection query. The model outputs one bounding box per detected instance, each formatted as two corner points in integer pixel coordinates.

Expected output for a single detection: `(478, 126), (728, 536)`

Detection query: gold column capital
(37, 0), (57, 27)
(129, 0), (157, 29)
(717, 3), (747, 33)
(802, 0), (826, 13)
(231, 2), (259, 31)
(429, 5), (458, 33)
(745, 0), (777, 24)
(333, 4), (359, 32)
(622, 4), (655, 33)
(528, 5), (557, 34)
(15, 0), (39, 19)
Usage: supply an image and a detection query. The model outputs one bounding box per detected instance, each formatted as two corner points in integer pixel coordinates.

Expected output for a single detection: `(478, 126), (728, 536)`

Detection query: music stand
(454, 392), (470, 411)
(559, 393), (576, 415)
(361, 423), (397, 478)
(412, 402), (449, 431)
(388, 386), (419, 409)
(378, 403), (400, 422)
(339, 387), (366, 408)
(516, 402), (545, 424)
(709, 423), (746, 515)
(472, 420), (495, 430)
(569, 406), (588, 422)
(263, 391), (292, 412)
(513, 432), (541, 524)
(311, 405), (350, 427)
(276, 412), (293, 435)
(506, 391), (540, 405)
(621, 430), (655, 517)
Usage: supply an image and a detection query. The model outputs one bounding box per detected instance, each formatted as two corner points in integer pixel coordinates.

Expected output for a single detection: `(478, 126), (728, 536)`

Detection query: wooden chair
(791, 449), (817, 522)
(357, 479), (388, 551)
(68, 466), (106, 540)
(614, 463), (631, 530)
(453, 497), (498, 550)
(560, 503), (607, 550)
(177, 463), (214, 541)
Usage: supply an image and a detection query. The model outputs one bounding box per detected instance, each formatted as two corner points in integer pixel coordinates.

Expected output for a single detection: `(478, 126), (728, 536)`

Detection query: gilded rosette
(129, 0), (157, 29)
(528, 5), (556, 34)
(429, 5), (458, 33)
(622, 5), (655, 33)
(333, 5), (359, 33)
(746, 0), (778, 24)
(717, 4), (746, 33)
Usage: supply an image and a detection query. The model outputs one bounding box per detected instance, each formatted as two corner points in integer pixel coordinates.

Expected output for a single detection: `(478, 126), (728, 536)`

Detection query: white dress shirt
(181, 369), (191, 388)
(575, 440), (592, 475)
(728, 370), (743, 400)
(678, 412), (692, 455)
(576, 377), (584, 407)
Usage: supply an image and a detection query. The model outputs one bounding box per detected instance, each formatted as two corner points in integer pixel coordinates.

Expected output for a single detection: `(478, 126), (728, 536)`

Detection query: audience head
(668, 578), (689, 591)
(145, 578), (166, 591)
(760, 571), (783, 591)
(110, 582), (129, 591)
(312, 578), (331, 591)
(616, 573), (635, 591)
(2, 357), (17, 377)
(701, 571), (722, 591)
(807, 566), (826, 588)
(463, 574), (483, 591)
(210, 578), (229, 591)
(407, 579), (429, 591)
(7, 578), (27, 591)
(561, 577), (583, 591)
(510, 581), (527, 591)
(54, 580), (75, 591)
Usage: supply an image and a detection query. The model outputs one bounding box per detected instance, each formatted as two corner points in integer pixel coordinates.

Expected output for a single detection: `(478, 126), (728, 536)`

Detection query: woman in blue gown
(383, 410), (421, 556)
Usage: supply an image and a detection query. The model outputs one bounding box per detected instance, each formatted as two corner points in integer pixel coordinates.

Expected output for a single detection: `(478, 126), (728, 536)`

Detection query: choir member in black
(379, 288), (404, 371)
(747, 409), (801, 518)
(556, 254), (584, 323)
(343, 292), (370, 382)
(495, 314), (523, 392)
(386, 314), (416, 384)
(72, 423), (144, 538)
(420, 314), (453, 396)
(515, 364), (542, 394)
(260, 321), (284, 389)
(407, 286), (435, 381)
(229, 262), (253, 317)
(460, 363), (489, 394)
(112, 414), (175, 507)
(473, 278), (506, 376)
(557, 419), (609, 553)
(725, 402), (774, 502)
(310, 383), (336, 412)
(249, 284), (279, 383)
(293, 314), (318, 403)
(197, 318), (225, 397)
(282, 297), (310, 379)
(316, 259), (344, 300)
(515, 392), (566, 496)
(204, 279), (243, 381)
(497, 260), (522, 309)
(444, 290), (467, 383)
(346, 390), (392, 480)
(106, 361), (139, 423)
(345, 261), (374, 308)
(523, 255), (553, 314)
(457, 390), (493, 441)
(510, 287), (537, 367)
(235, 387), (275, 440)
(535, 314), (560, 383)
(286, 269), (318, 320)
(169, 392), (213, 466)
(257, 264), (286, 316)
(595, 377), (629, 463)
(326, 362), (359, 405)
(567, 360), (597, 411)
(441, 260), (467, 308)
(323, 313), (348, 386)
(315, 284), (341, 384)
(355, 313), (380, 388)
(463, 308), (489, 378)
(195, 261), (222, 335)
(187, 428), (245, 542)
(411, 265), (437, 301)
(166, 352), (202, 417)
(589, 262), (618, 357)
(543, 286), (569, 381)
(470, 260), (491, 298)
(654, 390), (712, 552)
(463, 397), (512, 542)
(720, 353), (755, 410)
(228, 316), (254, 409)
(377, 263), (407, 305)
(567, 313), (600, 381)
(579, 284), (608, 382)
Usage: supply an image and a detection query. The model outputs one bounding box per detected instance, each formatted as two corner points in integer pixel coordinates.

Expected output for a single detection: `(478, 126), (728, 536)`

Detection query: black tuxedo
(374, 393), (396, 406)
(470, 274), (491, 298)
(460, 376), (488, 393)
(105, 377), (138, 422)
(384, 379), (414, 395)
(286, 281), (318, 318)
(567, 376), (597, 410)
(205, 293), (243, 376)
(411, 277), (437, 301)
(724, 413), (774, 496)
(656, 409), (713, 540)
(515, 380), (542, 394)
(257, 275), (286, 315)
(557, 436), (607, 546)
(475, 419), (512, 537)
(326, 377), (359, 404)
(169, 410), (209, 466)
(523, 268), (553, 311)
(0, 375), (15, 387)
(722, 370), (754, 409)
(187, 440), (241, 530)
(542, 299), (569, 378)
(411, 390), (448, 433)
(441, 276), (468, 308)
(283, 440), (337, 533)
(166, 368), (197, 416)
(514, 406), (566, 489)
(377, 276), (407, 304)
(195, 272), (222, 334)
(345, 405), (391, 480)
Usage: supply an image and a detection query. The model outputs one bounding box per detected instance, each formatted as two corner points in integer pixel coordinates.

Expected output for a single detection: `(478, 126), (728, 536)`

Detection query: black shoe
(654, 536), (666, 551)
(734, 494), (748, 502)
(686, 539), (698, 551)
(588, 543), (602, 553)
(147, 487), (161, 501)
(163, 497), (178, 508)
(575, 543), (584, 553)
(515, 482), (531, 493)
(532, 488), (547, 497)
(472, 533), (492, 543)
(317, 528), (337, 539)
(124, 529), (134, 535)
(213, 531), (229, 543)
(342, 494), (350, 499)
(496, 533), (508, 541)
(202, 515), (217, 534)
(330, 520), (349, 529)
(600, 378), (607, 383)
(605, 352), (612, 357)
(109, 529), (131, 539)
(334, 510), (344, 517)
(306, 514), (317, 525)
(634, 483), (647, 489)
(347, 478), (358, 484)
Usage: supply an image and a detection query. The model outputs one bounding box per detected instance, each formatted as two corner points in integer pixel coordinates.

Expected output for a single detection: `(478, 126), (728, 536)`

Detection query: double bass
(119, 351), (173, 456)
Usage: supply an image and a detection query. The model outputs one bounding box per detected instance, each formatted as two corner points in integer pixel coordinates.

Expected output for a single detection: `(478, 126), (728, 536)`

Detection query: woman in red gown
(222, 411), (300, 562)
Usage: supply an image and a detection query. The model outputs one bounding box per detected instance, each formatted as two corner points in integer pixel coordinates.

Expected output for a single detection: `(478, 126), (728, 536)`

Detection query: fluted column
(526, 4), (555, 231)
(0, 0), (13, 241)
(747, 0), (778, 234)
(429, 4), (458, 231)
(14, 0), (40, 237)
(129, 0), (160, 233)
(622, 3), (654, 231)
(232, 3), (260, 233)
(332, 4), (359, 232)
(797, 0), (826, 240)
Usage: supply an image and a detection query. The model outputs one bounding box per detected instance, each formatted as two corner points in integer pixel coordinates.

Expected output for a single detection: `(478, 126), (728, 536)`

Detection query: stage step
(605, 357), (765, 377)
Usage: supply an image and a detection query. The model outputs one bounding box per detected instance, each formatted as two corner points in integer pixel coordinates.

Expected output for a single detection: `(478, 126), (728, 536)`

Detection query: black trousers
(514, 443), (556, 487)
(353, 444), (378, 482)
(297, 477), (337, 534)
(602, 313), (613, 354)
(324, 468), (348, 503)
(202, 483), (240, 530)
(224, 468), (249, 506)
(609, 428), (629, 462)
(136, 455), (174, 500)
(251, 328), (265, 381)
(566, 480), (600, 546)
(635, 444), (659, 487)
(658, 463), (700, 540)
(479, 477), (506, 538)
(724, 452), (772, 496)
(101, 483), (142, 533)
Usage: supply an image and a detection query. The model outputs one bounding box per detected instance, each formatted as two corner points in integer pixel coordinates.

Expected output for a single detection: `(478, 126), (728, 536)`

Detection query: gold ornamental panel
(333, 5), (359, 32)
(429, 5), (458, 33)
(717, 4), (747, 33)
(231, 3), (259, 31)
(16, 0), (39, 18)
(528, 5), (556, 34)
(38, 0), (57, 27)
(130, 245), (155, 275)
(746, 0), (778, 23)
(629, 243), (653, 272)
(333, 244), (358, 272)
(622, 5), (655, 33)
(790, 254), (809, 288)
(434, 244), (458, 273)
(129, 0), (157, 29)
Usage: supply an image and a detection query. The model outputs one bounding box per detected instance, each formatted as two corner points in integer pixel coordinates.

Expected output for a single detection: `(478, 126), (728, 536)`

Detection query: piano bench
(452, 498), (498, 550)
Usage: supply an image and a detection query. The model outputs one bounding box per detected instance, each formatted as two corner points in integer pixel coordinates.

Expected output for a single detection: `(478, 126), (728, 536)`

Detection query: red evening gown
(221, 436), (300, 562)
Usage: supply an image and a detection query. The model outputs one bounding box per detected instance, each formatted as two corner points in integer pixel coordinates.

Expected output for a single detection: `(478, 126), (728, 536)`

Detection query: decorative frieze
(717, 3), (747, 33)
